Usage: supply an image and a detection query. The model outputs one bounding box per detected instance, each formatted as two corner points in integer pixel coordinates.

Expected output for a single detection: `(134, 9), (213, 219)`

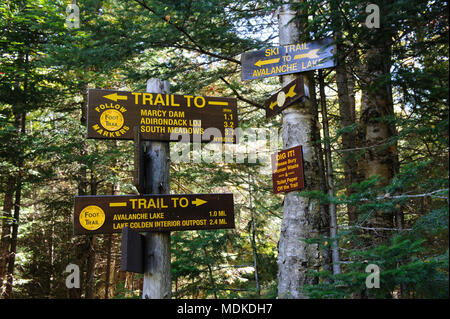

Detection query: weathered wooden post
(142, 79), (171, 299)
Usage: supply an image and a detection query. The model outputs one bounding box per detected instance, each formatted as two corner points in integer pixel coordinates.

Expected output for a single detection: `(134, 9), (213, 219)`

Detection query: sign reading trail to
(265, 77), (309, 118)
(73, 193), (234, 235)
(241, 38), (335, 81)
(87, 89), (238, 143)
(271, 145), (305, 194)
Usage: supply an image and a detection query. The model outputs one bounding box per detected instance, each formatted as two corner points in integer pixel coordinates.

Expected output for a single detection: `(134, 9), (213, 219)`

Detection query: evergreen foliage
(0, 0), (448, 299)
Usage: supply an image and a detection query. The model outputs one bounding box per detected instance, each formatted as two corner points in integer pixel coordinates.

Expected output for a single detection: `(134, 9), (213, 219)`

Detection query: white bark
(277, 3), (320, 299)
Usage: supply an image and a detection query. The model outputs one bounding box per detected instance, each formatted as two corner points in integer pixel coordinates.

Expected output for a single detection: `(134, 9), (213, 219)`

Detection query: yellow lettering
(143, 93), (152, 105)
(138, 198), (146, 209)
(132, 92), (141, 104)
(193, 97), (204, 108)
(171, 95), (180, 107)
(184, 95), (193, 107)
(154, 94), (165, 105)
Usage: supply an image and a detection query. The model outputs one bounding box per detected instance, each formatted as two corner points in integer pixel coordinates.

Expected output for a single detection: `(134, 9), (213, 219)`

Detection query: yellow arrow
(285, 84), (297, 98)
(254, 58), (280, 67)
(293, 49), (320, 60)
(269, 100), (277, 110)
(192, 198), (207, 206)
(103, 93), (128, 102)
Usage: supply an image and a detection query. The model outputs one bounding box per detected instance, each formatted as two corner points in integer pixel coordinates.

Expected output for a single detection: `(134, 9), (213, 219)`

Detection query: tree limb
(134, 0), (241, 65)
(219, 76), (263, 109)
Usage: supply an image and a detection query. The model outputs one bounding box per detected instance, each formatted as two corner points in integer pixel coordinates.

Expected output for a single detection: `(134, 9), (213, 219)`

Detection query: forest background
(0, 0), (448, 299)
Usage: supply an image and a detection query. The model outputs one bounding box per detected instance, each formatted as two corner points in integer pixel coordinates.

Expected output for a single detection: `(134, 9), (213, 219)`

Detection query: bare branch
(219, 76), (263, 109)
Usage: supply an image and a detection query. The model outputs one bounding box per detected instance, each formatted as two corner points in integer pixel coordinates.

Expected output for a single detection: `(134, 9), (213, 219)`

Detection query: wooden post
(141, 79), (171, 299)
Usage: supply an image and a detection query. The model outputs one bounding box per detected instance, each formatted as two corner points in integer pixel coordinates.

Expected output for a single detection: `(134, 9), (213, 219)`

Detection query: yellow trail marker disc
(79, 205), (105, 231)
(100, 109), (124, 131)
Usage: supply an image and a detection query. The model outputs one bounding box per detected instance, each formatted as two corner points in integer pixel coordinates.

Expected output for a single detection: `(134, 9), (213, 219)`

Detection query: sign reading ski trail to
(87, 89), (238, 143)
(241, 38), (336, 81)
(73, 193), (235, 235)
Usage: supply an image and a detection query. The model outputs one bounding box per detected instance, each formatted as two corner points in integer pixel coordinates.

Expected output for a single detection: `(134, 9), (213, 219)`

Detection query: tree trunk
(248, 173), (260, 296)
(277, 2), (320, 299)
(104, 181), (119, 299)
(84, 174), (98, 299)
(310, 76), (331, 278)
(330, 1), (360, 225)
(70, 85), (89, 299)
(318, 71), (341, 275)
(3, 109), (26, 298)
(203, 247), (217, 299)
(0, 184), (14, 292)
(360, 34), (399, 244)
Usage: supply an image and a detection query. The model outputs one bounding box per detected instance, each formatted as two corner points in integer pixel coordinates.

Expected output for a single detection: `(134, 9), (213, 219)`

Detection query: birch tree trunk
(277, 2), (320, 299)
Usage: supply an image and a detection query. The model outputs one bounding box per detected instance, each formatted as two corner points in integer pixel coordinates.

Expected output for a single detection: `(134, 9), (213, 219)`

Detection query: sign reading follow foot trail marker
(87, 89), (238, 143)
(271, 145), (305, 194)
(241, 38), (336, 81)
(73, 193), (234, 235)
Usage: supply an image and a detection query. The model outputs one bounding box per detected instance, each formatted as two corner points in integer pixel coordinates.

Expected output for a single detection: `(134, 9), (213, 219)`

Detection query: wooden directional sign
(87, 89), (238, 143)
(271, 145), (305, 194)
(241, 38), (335, 81)
(73, 193), (235, 235)
(265, 77), (309, 118)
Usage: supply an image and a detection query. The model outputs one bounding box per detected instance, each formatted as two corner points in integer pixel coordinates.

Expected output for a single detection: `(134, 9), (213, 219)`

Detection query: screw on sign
(73, 193), (235, 235)
(265, 77), (309, 119)
(241, 38), (336, 81)
(86, 89), (238, 143)
(271, 145), (305, 194)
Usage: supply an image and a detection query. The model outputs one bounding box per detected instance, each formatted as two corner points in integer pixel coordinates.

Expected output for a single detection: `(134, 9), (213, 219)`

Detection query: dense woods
(0, 0), (448, 299)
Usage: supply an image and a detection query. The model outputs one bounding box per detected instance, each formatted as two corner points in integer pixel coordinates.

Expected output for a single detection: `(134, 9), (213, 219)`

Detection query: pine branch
(134, 0), (241, 65)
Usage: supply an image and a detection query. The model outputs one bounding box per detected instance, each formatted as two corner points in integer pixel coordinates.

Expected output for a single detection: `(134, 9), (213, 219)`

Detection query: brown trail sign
(271, 145), (305, 194)
(87, 89), (238, 143)
(73, 193), (235, 235)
